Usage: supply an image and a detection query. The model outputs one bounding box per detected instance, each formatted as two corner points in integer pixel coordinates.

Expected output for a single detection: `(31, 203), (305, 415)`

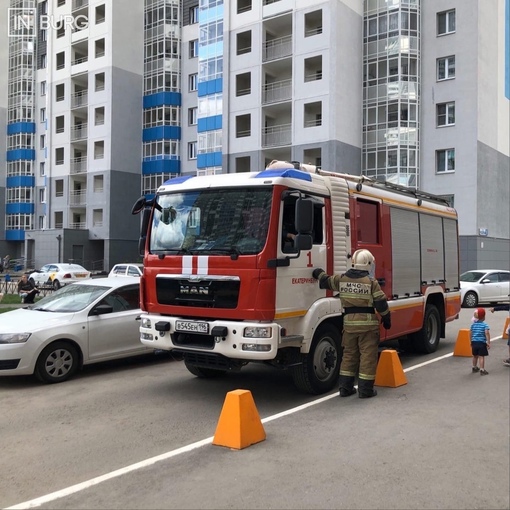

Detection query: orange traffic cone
(212, 389), (266, 450)
(453, 329), (472, 357)
(502, 317), (510, 340)
(374, 349), (407, 388)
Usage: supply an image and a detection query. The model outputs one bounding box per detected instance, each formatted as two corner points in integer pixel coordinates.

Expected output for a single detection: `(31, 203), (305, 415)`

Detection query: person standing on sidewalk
(312, 249), (391, 399)
(470, 308), (490, 375)
(490, 304), (510, 366)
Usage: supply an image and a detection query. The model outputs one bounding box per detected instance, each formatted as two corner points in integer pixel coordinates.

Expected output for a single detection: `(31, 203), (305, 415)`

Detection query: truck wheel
(184, 360), (226, 378)
(35, 341), (79, 383)
(462, 291), (478, 308)
(291, 323), (341, 394)
(410, 304), (441, 354)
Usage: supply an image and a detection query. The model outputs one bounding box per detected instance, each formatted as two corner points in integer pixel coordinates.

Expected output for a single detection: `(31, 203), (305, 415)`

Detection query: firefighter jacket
(316, 269), (390, 333)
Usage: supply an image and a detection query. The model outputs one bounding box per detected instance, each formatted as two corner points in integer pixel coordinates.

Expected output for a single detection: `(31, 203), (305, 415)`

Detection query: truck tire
(291, 323), (341, 394)
(35, 341), (79, 383)
(184, 360), (226, 378)
(409, 304), (441, 354)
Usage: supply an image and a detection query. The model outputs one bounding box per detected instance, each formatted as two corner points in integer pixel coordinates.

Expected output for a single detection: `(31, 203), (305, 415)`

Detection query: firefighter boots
(358, 379), (377, 398)
(338, 375), (357, 397)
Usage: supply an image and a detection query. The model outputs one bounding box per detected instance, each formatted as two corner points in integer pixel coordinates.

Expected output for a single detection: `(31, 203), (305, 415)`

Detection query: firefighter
(312, 249), (391, 398)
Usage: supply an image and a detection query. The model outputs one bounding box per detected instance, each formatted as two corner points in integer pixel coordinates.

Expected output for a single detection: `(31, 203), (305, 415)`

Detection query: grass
(1, 294), (23, 304)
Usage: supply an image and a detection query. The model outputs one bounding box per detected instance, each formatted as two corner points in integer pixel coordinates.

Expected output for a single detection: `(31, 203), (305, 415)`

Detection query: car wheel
(52, 279), (61, 290)
(291, 323), (341, 394)
(463, 291), (478, 308)
(184, 360), (226, 378)
(34, 341), (80, 384)
(29, 277), (35, 285)
(409, 304), (441, 354)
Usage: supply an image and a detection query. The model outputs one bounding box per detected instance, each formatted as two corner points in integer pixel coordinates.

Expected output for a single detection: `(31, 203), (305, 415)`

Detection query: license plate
(75, 274), (88, 278)
(175, 320), (209, 334)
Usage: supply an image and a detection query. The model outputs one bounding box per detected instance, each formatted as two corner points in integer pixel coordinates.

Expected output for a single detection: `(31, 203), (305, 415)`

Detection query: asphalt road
(0, 308), (509, 510)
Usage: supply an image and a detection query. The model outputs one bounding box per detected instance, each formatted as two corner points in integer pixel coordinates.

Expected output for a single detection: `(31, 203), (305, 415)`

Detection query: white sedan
(108, 263), (144, 278)
(0, 277), (153, 383)
(460, 269), (510, 307)
(29, 263), (91, 290)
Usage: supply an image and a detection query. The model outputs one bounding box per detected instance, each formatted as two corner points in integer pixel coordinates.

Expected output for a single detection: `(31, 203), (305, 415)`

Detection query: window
(188, 142), (197, 160)
(189, 5), (198, 23)
(95, 4), (105, 24)
(40, 135), (46, 149)
(55, 115), (65, 133)
(93, 175), (104, 192)
(39, 188), (46, 203)
(304, 56), (322, 82)
(40, 108), (46, 123)
(189, 73), (198, 92)
(95, 38), (105, 58)
(437, 10), (455, 35)
(40, 81), (46, 95)
(94, 141), (105, 159)
(437, 56), (455, 80)
(236, 72), (251, 96)
(95, 106), (105, 125)
(235, 156), (250, 173)
(304, 102), (322, 127)
(92, 209), (103, 227)
(305, 10), (323, 37)
(40, 162), (45, 176)
(56, 51), (65, 70)
(95, 72), (105, 91)
(437, 102), (455, 127)
(57, 0), (66, 6)
(237, 0), (251, 14)
(356, 199), (379, 244)
(188, 107), (197, 125)
(236, 114), (251, 138)
(56, 25), (65, 38)
(189, 39), (198, 58)
(55, 147), (64, 164)
(40, 54), (47, 68)
(55, 181), (64, 198)
(236, 31), (251, 55)
(56, 83), (65, 101)
(436, 149), (455, 173)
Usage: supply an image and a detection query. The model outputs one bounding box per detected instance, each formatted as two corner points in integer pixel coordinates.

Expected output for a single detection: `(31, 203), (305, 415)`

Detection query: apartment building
(1, 0), (509, 273)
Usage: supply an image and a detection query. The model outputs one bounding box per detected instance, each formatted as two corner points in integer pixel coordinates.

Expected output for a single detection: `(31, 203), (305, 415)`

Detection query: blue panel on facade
(6, 175), (35, 187)
(197, 115), (222, 133)
(6, 203), (35, 214)
(197, 152), (222, 168)
(7, 122), (36, 134)
(142, 126), (182, 142)
(142, 159), (181, 174)
(5, 230), (25, 241)
(6, 149), (36, 161)
(197, 78), (222, 97)
(143, 92), (182, 109)
(253, 169), (312, 182)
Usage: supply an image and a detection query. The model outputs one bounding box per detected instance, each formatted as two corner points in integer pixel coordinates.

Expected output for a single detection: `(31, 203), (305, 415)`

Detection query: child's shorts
(471, 342), (489, 356)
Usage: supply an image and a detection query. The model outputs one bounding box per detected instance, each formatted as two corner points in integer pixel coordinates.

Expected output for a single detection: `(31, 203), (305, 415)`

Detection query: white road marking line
(7, 335), (503, 509)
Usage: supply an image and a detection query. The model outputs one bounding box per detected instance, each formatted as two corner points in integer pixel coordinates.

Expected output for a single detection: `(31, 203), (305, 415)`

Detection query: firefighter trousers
(339, 329), (379, 381)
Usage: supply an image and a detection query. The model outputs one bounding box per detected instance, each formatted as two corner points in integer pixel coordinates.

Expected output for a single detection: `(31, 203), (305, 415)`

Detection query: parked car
(29, 263), (91, 290)
(108, 263), (144, 278)
(460, 269), (510, 307)
(0, 277), (153, 383)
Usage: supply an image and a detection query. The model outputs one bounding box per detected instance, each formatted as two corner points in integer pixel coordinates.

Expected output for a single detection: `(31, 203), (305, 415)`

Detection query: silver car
(460, 269), (510, 307)
(0, 277), (153, 383)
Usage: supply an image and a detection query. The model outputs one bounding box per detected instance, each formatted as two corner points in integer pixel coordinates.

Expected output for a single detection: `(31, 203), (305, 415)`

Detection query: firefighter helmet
(351, 249), (375, 271)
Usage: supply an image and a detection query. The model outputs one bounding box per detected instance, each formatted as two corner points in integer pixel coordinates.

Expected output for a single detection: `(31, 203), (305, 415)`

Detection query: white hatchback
(0, 277), (153, 383)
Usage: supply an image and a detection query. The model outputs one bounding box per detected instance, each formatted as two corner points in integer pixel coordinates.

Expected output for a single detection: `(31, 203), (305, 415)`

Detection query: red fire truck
(132, 161), (461, 394)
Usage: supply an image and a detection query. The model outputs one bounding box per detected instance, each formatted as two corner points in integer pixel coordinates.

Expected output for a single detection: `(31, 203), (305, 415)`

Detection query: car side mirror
(90, 304), (113, 316)
(481, 279), (491, 284)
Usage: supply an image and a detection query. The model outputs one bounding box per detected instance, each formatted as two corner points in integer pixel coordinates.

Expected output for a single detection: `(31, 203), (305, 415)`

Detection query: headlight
(243, 326), (272, 338)
(0, 333), (31, 344)
(141, 318), (151, 328)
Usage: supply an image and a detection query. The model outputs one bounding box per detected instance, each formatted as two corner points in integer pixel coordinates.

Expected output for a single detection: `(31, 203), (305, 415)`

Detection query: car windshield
(460, 271), (486, 282)
(149, 188), (272, 255)
(28, 284), (108, 312)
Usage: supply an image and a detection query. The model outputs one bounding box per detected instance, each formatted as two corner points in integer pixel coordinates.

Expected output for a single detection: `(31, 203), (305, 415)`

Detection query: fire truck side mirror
(131, 196), (147, 215)
(295, 198), (313, 234)
(295, 234), (313, 251)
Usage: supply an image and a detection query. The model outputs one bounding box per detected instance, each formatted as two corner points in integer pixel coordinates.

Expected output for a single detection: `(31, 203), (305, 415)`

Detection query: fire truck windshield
(150, 188), (272, 255)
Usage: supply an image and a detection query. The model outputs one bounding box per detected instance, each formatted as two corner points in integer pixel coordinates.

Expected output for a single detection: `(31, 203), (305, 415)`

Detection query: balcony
(70, 190), (87, 206)
(71, 90), (88, 109)
(72, 0), (88, 10)
(263, 35), (292, 62)
(262, 124), (291, 148)
(262, 79), (291, 105)
(69, 222), (86, 229)
(70, 156), (87, 174)
(71, 123), (88, 141)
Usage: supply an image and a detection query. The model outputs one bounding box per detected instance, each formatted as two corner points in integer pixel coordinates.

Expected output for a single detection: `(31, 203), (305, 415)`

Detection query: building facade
(1, 0), (509, 273)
